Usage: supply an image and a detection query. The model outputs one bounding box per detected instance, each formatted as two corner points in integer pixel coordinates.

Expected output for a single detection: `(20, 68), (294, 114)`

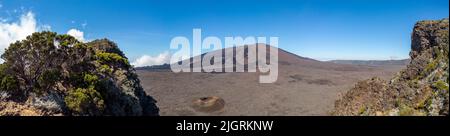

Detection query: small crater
(191, 96), (225, 113)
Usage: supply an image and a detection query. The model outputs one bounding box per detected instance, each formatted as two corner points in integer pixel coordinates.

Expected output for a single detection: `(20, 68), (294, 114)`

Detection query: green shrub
(84, 73), (99, 86)
(0, 64), (21, 99)
(95, 52), (129, 65)
(399, 105), (415, 116)
(424, 60), (437, 74)
(37, 69), (61, 92)
(358, 106), (367, 115)
(0, 64), (7, 77)
(433, 80), (449, 91)
(65, 73), (104, 115)
(99, 64), (113, 74)
(1, 76), (19, 93)
(56, 34), (80, 46)
(64, 87), (104, 115)
(408, 79), (420, 89)
(68, 73), (100, 89)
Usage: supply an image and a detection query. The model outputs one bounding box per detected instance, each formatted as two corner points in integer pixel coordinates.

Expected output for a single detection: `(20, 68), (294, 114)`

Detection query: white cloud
(0, 11), (37, 54)
(0, 11), (88, 63)
(132, 51), (171, 67)
(67, 29), (85, 42)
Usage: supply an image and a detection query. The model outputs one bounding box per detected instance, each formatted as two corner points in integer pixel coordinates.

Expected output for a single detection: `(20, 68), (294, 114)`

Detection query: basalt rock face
(0, 32), (159, 116)
(334, 18), (449, 116)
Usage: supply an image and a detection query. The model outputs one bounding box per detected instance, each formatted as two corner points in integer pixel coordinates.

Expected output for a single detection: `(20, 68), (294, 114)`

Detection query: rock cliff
(334, 18), (449, 116)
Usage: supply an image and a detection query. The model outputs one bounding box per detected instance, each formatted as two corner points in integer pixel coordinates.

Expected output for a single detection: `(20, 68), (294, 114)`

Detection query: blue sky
(0, 0), (448, 66)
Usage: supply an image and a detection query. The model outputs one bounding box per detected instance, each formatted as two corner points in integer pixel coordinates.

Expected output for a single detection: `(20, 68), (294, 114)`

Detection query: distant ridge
(328, 59), (410, 66)
(135, 63), (171, 71)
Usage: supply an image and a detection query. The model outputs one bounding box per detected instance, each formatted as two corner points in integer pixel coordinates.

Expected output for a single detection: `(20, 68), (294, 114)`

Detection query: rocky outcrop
(333, 18), (449, 116)
(87, 39), (159, 116)
(0, 32), (159, 116)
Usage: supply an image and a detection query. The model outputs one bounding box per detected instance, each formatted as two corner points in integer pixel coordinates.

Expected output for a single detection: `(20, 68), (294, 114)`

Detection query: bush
(1, 31), (66, 97)
(424, 60), (438, 74)
(433, 80), (449, 91)
(88, 39), (125, 57)
(358, 106), (367, 115)
(0, 76), (20, 95)
(65, 73), (105, 115)
(399, 105), (415, 116)
(83, 73), (99, 86)
(95, 52), (130, 66)
(56, 34), (80, 46)
(69, 73), (99, 89)
(99, 64), (113, 74)
(37, 69), (62, 93)
(0, 64), (22, 100)
(408, 79), (420, 89)
(64, 87), (104, 115)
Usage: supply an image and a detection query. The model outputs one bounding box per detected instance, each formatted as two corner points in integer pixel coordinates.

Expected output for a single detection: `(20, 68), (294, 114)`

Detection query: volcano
(136, 44), (405, 115)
